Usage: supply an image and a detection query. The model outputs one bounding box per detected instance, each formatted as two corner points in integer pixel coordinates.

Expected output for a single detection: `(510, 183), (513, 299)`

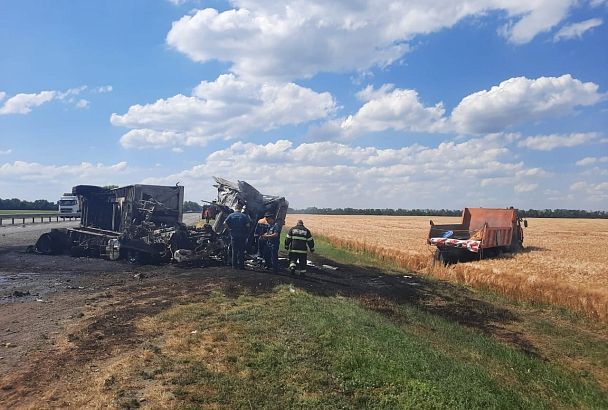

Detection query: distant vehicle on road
(58, 193), (80, 215)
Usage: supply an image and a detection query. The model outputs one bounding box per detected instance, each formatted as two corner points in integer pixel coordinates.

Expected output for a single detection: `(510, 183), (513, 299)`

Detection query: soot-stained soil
(0, 236), (530, 408)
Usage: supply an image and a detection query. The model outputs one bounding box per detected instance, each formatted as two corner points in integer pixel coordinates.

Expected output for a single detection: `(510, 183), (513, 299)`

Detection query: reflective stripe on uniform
(290, 235), (308, 241)
(289, 249), (307, 254)
(285, 234), (292, 239)
(307, 237), (314, 241)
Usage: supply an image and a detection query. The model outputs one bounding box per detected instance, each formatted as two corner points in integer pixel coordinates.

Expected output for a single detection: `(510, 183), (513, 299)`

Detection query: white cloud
(0, 148), (12, 155)
(576, 156), (608, 166)
(0, 161), (128, 181)
(142, 136), (550, 208)
(166, 1), (582, 80)
(111, 74), (336, 148)
(0, 85), (111, 114)
(340, 86), (447, 136)
(94, 85), (113, 93)
(514, 183), (538, 193)
(75, 99), (90, 109)
(0, 161), (131, 201)
(56, 86), (87, 100)
(314, 75), (603, 139)
(569, 180), (608, 202)
(517, 132), (599, 151)
(554, 18), (603, 41)
(451, 75), (604, 134)
(0, 91), (56, 115)
(119, 129), (192, 149)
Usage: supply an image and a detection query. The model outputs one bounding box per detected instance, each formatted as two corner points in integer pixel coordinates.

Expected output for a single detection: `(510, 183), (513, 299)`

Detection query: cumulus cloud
(554, 18), (603, 41)
(0, 161), (131, 201)
(0, 148), (12, 155)
(0, 85), (111, 114)
(0, 91), (56, 115)
(514, 183), (539, 193)
(111, 74), (336, 148)
(0, 161), (128, 181)
(75, 99), (90, 109)
(141, 136), (549, 208)
(94, 85), (113, 93)
(314, 75), (603, 139)
(166, 0), (583, 80)
(517, 132), (599, 151)
(450, 75), (604, 134)
(576, 156), (608, 166)
(569, 180), (608, 202)
(340, 86), (447, 136)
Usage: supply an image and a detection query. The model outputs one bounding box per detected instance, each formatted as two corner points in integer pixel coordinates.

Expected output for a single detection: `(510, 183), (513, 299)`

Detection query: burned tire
(35, 233), (55, 255)
(35, 231), (69, 255)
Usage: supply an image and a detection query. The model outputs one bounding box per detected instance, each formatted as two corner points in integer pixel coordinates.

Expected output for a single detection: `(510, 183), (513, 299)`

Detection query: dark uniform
(224, 209), (251, 269)
(264, 219), (281, 273)
(284, 221), (314, 275)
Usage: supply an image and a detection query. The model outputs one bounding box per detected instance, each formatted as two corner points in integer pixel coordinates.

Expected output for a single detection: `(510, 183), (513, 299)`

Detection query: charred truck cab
(35, 184), (185, 263)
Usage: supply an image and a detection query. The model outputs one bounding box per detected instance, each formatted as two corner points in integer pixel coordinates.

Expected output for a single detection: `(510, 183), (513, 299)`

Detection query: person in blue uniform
(261, 215), (281, 273)
(224, 203), (251, 269)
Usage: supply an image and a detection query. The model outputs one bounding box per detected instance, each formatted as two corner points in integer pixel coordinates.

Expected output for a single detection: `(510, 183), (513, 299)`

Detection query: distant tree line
(0, 198), (57, 211)
(290, 207), (608, 219)
(183, 201), (203, 213)
(518, 209), (608, 219)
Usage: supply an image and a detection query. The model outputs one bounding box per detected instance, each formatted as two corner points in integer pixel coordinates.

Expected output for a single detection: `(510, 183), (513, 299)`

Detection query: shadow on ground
(0, 246), (537, 407)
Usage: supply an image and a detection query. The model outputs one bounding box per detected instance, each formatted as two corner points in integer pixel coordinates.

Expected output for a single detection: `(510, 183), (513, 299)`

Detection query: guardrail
(0, 213), (80, 226)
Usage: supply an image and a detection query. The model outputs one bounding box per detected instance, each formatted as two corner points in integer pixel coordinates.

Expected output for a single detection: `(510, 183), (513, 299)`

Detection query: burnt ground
(0, 229), (540, 408)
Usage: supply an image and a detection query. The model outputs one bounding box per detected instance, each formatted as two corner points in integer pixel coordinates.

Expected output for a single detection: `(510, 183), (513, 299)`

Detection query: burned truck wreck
(33, 178), (288, 266)
(173, 177), (289, 264)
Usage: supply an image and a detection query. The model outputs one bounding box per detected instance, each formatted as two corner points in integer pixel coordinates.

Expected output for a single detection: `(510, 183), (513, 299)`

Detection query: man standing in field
(284, 220), (315, 275)
(224, 203), (251, 270)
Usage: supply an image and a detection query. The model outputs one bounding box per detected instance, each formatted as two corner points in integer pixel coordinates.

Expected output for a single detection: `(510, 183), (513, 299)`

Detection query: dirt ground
(0, 218), (591, 408)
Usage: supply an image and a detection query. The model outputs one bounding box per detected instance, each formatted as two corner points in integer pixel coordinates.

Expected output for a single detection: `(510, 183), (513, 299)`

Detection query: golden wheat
(286, 215), (608, 321)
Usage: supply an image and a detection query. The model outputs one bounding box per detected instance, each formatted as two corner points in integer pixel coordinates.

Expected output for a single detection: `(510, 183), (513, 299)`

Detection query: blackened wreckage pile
(32, 177), (288, 266)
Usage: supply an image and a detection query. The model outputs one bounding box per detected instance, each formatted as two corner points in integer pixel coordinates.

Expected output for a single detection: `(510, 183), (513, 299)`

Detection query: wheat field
(285, 215), (608, 321)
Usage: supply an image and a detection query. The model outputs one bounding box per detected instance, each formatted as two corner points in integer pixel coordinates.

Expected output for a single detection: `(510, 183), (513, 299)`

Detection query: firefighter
(224, 203), (251, 270)
(284, 220), (314, 275)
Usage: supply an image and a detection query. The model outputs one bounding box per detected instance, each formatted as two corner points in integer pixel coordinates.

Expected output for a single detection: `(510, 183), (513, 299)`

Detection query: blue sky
(1, 0), (607, 209)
